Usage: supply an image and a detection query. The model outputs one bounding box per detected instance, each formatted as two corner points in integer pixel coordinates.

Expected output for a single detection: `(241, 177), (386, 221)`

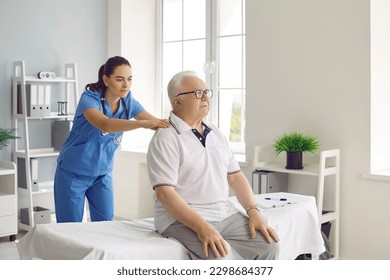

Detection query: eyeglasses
(176, 89), (213, 99)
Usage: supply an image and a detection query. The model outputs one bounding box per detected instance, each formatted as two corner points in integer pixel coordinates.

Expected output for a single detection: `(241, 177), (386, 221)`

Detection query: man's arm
(228, 171), (280, 243)
(155, 185), (229, 258)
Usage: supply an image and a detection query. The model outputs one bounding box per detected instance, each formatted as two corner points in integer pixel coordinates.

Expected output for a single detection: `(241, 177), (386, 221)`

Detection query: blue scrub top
(57, 89), (145, 176)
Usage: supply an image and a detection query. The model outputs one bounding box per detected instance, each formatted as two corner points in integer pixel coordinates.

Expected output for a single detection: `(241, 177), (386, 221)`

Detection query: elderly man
(147, 71), (279, 260)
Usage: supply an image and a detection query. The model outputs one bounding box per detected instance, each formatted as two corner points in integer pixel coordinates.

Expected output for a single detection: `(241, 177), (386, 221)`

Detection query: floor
(0, 231), (26, 260)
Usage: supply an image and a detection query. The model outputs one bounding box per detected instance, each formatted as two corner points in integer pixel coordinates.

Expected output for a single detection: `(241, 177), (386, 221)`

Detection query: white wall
(7, 3), (388, 256)
(113, 150), (154, 219)
(106, 0), (390, 259)
(108, 0), (158, 151)
(0, 0), (107, 162)
(108, 0), (157, 219)
(245, 0), (390, 259)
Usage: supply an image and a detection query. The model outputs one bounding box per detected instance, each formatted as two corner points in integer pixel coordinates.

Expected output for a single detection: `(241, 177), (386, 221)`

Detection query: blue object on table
(265, 197), (287, 201)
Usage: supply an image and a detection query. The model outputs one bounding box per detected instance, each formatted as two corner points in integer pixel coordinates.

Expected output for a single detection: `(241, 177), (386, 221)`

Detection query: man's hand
(155, 186), (230, 258)
(196, 221), (229, 258)
(247, 209), (280, 243)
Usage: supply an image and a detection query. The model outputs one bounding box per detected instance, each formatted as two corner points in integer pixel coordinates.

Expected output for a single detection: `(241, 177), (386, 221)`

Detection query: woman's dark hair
(85, 56), (131, 91)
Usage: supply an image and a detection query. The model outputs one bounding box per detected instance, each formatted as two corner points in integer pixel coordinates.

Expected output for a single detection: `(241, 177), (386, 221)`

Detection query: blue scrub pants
(54, 166), (114, 223)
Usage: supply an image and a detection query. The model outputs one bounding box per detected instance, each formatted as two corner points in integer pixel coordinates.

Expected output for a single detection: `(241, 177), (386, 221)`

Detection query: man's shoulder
(151, 126), (178, 142)
(147, 126), (180, 156)
(207, 122), (228, 139)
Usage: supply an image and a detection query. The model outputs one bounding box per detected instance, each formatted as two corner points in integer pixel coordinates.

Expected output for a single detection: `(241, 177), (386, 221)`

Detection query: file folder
(251, 170), (288, 194)
(17, 157), (39, 191)
(17, 84), (39, 116)
(52, 120), (72, 151)
(43, 85), (51, 116)
(30, 158), (39, 191)
(30, 85), (39, 117)
(37, 85), (45, 117)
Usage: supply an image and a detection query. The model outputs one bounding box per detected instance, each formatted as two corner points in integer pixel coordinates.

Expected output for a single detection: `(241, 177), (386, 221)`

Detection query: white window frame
(362, 0), (390, 181)
(155, 0), (246, 155)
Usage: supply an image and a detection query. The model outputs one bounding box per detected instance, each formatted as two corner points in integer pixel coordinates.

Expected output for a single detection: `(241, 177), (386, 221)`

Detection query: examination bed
(17, 193), (325, 260)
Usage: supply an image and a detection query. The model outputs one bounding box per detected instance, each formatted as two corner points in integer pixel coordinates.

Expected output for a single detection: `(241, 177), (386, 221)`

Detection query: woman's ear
(102, 75), (108, 86)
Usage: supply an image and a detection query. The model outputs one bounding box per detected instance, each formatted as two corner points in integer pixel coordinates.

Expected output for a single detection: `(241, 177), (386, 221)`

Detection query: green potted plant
(0, 128), (19, 151)
(273, 132), (320, 170)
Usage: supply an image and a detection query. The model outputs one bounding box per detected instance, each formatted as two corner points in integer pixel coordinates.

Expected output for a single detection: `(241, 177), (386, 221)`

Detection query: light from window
(370, 0), (390, 174)
(216, 0), (246, 146)
(159, 0), (246, 152)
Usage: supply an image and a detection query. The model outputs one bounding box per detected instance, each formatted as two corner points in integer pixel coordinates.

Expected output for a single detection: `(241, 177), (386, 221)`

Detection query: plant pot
(286, 152), (303, 170)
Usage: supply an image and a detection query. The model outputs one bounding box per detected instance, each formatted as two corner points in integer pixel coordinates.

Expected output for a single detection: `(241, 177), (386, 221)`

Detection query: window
(157, 0), (246, 154)
(366, 0), (390, 179)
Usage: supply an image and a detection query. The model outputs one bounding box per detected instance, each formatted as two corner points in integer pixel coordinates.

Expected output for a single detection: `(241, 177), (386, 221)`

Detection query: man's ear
(172, 97), (181, 109)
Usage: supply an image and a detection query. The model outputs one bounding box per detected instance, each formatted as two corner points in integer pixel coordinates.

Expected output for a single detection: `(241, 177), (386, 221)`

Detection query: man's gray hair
(167, 70), (199, 104)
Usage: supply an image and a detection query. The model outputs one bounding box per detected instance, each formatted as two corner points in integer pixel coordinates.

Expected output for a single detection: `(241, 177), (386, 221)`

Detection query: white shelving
(12, 60), (78, 230)
(253, 145), (340, 259)
(0, 160), (17, 241)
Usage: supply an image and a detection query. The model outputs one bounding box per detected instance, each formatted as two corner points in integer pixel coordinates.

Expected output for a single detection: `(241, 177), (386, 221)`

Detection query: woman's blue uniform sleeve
(76, 89), (145, 119)
(76, 90), (101, 117)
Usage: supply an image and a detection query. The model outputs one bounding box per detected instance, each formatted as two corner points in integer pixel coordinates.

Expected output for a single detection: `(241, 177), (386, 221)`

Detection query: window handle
(203, 61), (215, 74)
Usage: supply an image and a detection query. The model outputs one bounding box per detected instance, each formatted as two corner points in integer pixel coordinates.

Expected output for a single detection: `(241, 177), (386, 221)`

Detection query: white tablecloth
(17, 193), (325, 260)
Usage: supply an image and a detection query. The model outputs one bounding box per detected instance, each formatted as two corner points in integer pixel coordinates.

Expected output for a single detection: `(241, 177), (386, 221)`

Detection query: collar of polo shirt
(169, 111), (212, 135)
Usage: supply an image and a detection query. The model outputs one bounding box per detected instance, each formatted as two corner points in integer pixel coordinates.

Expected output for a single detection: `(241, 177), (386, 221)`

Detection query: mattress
(17, 193), (325, 260)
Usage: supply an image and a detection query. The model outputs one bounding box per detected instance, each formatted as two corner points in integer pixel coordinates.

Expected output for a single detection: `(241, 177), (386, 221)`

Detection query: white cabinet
(12, 61), (79, 230)
(0, 160), (17, 241)
(253, 145), (340, 259)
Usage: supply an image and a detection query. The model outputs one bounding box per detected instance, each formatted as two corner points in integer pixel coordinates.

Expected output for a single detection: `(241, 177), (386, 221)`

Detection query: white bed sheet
(17, 193), (325, 260)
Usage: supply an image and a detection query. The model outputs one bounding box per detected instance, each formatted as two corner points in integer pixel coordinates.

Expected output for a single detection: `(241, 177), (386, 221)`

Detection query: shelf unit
(0, 160), (17, 241)
(12, 60), (78, 230)
(253, 145), (340, 259)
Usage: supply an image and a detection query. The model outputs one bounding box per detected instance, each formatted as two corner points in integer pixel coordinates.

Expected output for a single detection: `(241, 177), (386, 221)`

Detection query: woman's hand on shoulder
(135, 111), (170, 130)
(139, 119), (170, 130)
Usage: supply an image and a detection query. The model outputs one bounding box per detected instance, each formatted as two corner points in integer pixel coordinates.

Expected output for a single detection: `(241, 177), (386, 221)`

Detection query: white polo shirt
(147, 111), (241, 233)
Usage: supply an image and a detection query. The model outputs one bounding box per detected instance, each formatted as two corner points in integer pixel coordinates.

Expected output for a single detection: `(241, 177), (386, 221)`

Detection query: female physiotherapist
(54, 56), (169, 223)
